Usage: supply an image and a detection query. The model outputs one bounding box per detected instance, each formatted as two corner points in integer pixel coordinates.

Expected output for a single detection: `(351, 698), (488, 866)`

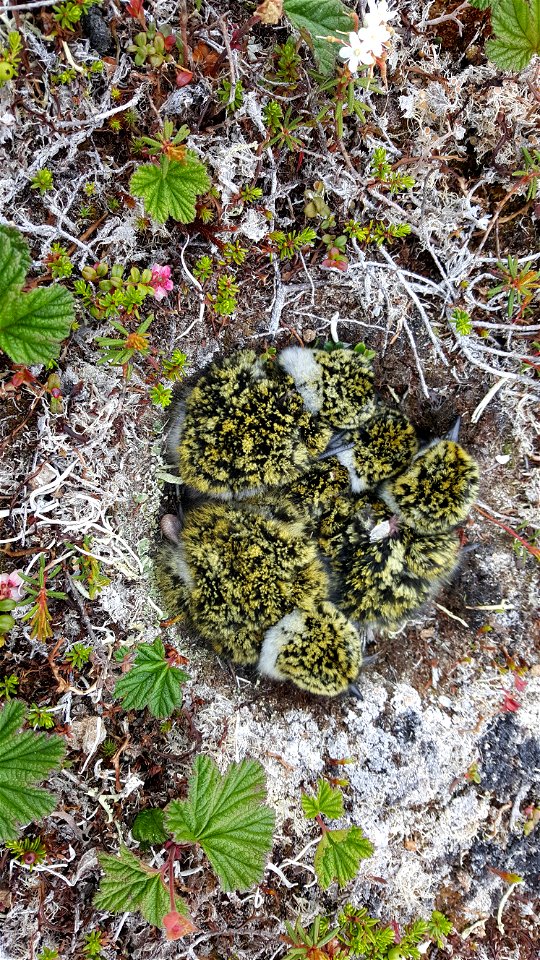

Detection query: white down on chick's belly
(278, 347), (323, 413)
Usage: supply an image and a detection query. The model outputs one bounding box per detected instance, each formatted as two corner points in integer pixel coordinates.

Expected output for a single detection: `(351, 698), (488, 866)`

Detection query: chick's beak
(348, 683), (363, 700)
(445, 416), (461, 442)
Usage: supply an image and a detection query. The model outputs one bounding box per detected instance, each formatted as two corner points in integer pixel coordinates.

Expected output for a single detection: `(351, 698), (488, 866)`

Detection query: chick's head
(259, 601), (362, 696)
(336, 410), (418, 492)
(382, 440), (479, 533)
(172, 350), (332, 496)
(179, 502), (329, 664)
(336, 498), (461, 628)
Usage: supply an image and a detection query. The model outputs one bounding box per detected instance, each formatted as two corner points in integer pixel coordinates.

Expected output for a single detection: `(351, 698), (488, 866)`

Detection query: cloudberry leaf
(314, 825), (373, 889)
(283, 0), (354, 74)
(94, 845), (189, 929)
(0, 700), (65, 841)
(165, 755), (275, 891)
(0, 225), (31, 302)
(301, 780), (344, 820)
(485, 0), (540, 70)
(132, 808), (168, 845)
(130, 154), (211, 224)
(114, 638), (189, 718)
(0, 287), (75, 364)
(0, 226), (74, 365)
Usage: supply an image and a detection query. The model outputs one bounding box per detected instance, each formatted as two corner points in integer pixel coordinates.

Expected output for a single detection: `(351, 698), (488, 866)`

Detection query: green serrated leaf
(0, 226), (31, 303)
(486, 0), (540, 70)
(301, 780), (344, 820)
(132, 808), (168, 845)
(130, 154), (211, 224)
(165, 755), (275, 892)
(94, 845), (188, 928)
(114, 638), (188, 718)
(283, 0), (354, 74)
(0, 700), (65, 841)
(0, 286), (75, 364)
(314, 826), (373, 889)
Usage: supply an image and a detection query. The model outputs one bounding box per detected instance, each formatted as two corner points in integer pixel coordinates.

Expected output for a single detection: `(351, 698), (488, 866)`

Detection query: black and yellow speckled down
(261, 601), (362, 695)
(339, 410), (419, 489)
(382, 440), (479, 534)
(336, 499), (461, 628)
(171, 350), (332, 496)
(278, 457), (351, 531)
(314, 349), (377, 428)
(158, 502), (328, 665)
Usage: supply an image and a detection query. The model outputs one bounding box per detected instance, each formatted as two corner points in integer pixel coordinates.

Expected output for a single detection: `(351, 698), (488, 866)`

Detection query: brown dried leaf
(192, 41), (220, 76)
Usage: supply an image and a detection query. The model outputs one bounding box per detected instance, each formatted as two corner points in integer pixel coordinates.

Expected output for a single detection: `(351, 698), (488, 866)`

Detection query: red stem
(473, 505), (540, 560)
(168, 847), (176, 911)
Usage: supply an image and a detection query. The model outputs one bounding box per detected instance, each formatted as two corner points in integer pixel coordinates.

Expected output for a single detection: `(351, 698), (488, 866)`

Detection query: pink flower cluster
(0, 570), (25, 601)
(150, 264), (174, 301)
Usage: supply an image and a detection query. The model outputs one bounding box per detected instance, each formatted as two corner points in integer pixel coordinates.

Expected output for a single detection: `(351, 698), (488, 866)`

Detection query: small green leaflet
(94, 845), (188, 928)
(0, 226), (31, 302)
(0, 700), (65, 841)
(301, 779), (373, 889)
(301, 780), (344, 820)
(132, 808), (168, 845)
(314, 826), (374, 889)
(165, 755), (275, 892)
(427, 910), (453, 948)
(114, 638), (189, 718)
(468, 0), (492, 8)
(0, 225), (75, 365)
(485, 0), (540, 70)
(283, 0), (354, 75)
(130, 154), (211, 224)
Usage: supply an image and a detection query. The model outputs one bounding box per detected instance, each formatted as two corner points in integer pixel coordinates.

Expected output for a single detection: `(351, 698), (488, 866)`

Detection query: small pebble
(81, 8), (113, 55)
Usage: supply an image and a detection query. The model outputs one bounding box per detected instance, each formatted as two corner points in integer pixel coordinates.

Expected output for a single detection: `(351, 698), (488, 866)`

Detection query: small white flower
(338, 30), (375, 71)
(338, 12), (394, 72)
(364, 0), (398, 27)
(358, 21), (392, 59)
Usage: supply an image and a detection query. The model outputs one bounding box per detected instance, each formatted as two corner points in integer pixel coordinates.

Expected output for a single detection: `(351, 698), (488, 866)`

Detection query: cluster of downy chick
(156, 347), (479, 698)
